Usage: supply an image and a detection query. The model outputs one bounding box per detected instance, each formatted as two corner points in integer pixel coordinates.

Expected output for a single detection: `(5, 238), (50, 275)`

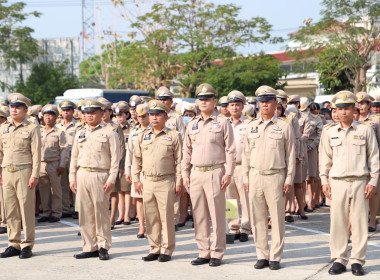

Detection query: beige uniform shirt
(229, 115), (248, 164)
(0, 118), (41, 178)
(41, 126), (69, 167)
(360, 113), (380, 151)
(108, 120), (126, 170)
(242, 115), (296, 185)
(286, 112), (301, 159)
(319, 121), (379, 186)
(69, 121), (120, 184)
(298, 111), (312, 159)
(182, 112), (236, 178)
(124, 125), (148, 176)
(166, 110), (185, 141)
(306, 112), (323, 150)
(57, 119), (77, 152)
(132, 127), (182, 186)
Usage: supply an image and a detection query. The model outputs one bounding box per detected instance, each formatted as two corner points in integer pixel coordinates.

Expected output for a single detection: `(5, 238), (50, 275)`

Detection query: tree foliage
(289, 0), (380, 93)
(14, 61), (80, 105)
(0, 1), (41, 88)
(81, 0), (282, 96)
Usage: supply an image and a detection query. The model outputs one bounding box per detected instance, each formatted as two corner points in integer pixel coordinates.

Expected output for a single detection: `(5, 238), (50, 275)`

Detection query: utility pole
(81, 0), (96, 61)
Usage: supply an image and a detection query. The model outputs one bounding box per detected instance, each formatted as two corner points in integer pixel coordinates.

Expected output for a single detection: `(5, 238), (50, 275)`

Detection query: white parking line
(286, 224), (380, 248)
(59, 220), (119, 240)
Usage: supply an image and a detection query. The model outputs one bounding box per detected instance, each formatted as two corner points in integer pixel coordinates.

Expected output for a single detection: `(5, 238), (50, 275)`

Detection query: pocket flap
(96, 136), (107, 143)
(330, 138), (342, 147)
(268, 132), (282, 140)
(352, 139), (365, 146)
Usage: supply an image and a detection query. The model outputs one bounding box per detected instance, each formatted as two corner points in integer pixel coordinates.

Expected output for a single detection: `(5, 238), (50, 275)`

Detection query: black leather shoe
(123, 221), (131, 225)
(177, 221), (186, 227)
(49, 216), (60, 223)
(351, 263), (365, 276)
(99, 248), (109, 260)
(142, 253), (159, 261)
(61, 212), (72, 218)
(37, 216), (50, 223)
(191, 257), (210, 265)
(72, 212), (78, 219)
(175, 225), (179, 232)
(74, 251), (99, 259)
(0, 246), (21, 258)
(115, 220), (123, 225)
(137, 233), (145, 239)
(19, 246), (32, 259)
(0, 227), (7, 234)
(254, 259), (269, 269)
(158, 254), (171, 262)
(328, 262), (346, 275)
(285, 216), (294, 223)
(239, 233), (249, 242)
(269, 261), (280, 270)
(234, 233), (241, 240)
(368, 226), (376, 232)
(209, 258), (221, 267)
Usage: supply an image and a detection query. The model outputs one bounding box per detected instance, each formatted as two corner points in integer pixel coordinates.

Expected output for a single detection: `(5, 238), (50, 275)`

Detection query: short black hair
(308, 102), (320, 111)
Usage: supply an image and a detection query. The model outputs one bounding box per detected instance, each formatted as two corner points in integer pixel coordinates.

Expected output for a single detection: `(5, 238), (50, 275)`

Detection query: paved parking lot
(0, 208), (379, 280)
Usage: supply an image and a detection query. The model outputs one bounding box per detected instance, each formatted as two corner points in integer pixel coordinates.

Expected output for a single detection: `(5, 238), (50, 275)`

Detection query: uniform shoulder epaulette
(1, 121), (9, 127)
(279, 117), (290, 124)
(289, 111), (296, 116)
(29, 121), (37, 127)
(56, 127), (63, 132)
(361, 122), (372, 127)
(312, 114), (318, 119)
(372, 114), (380, 118)
(106, 123), (116, 131)
(323, 122), (334, 129)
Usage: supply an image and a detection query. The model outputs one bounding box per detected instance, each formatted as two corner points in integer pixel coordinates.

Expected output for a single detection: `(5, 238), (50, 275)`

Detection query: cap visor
(335, 103), (355, 108)
(197, 94), (215, 100)
(228, 97), (244, 103)
(156, 96), (172, 100)
(149, 109), (166, 114)
(43, 110), (57, 115)
(258, 96), (276, 102)
(373, 102), (380, 106)
(83, 107), (102, 112)
(60, 106), (74, 110)
(9, 101), (27, 107)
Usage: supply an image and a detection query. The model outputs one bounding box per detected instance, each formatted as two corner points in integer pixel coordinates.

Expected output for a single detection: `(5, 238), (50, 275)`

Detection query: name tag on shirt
(354, 135), (365, 140)
(273, 126), (282, 131)
(192, 123), (198, 130)
(3, 127), (9, 134)
(19, 131), (29, 135)
(97, 133), (107, 138)
(162, 137), (172, 141)
(144, 134), (151, 140)
(79, 131), (86, 139)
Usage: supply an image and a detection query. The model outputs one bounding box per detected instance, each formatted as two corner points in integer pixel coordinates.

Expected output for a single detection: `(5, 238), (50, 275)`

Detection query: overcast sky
(10, 0), (323, 54)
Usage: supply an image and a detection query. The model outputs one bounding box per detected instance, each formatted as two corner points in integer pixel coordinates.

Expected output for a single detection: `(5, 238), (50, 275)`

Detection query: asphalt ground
(0, 206), (379, 280)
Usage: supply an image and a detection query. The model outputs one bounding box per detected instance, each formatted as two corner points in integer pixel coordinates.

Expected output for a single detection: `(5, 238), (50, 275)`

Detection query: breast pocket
(268, 132), (283, 149)
(159, 140), (173, 155)
(15, 133), (30, 148)
(47, 135), (59, 148)
(248, 133), (260, 148)
(95, 136), (107, 151)
(2, 134), (10, 148)
(141, 139), (153, 151)
(330, 138), (342, 154)
(352, 139), (365, 155)
(209, 126), (222, 143)
(188, 130), (200, 144)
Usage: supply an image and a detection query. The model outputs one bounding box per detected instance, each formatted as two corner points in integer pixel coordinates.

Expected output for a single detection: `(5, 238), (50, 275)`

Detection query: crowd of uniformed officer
(0, 85), (379, 276)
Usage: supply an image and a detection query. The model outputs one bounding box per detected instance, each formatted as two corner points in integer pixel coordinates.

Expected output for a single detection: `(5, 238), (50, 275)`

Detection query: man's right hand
(134, 181), (143, 195)
(125, 174), (132, 184)
(70, 182), (77, 194)
(183, 177), (190, 193)
(322, 184), (332, 200)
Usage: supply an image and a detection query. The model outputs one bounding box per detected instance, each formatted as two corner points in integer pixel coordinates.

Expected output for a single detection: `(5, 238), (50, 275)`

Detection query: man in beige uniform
(356, 92), (380, 232)
(0, 93), (41, 259)
(0, 109), (8, 234)
(320, 91), (379, 276)
(155, 87), (185, 230)
(97, 97), (125, 229)
(225, 90), (251, 242)
(133, 100), (182, 262)
(218, 96), (230, 119)
(182, 83), (236, 267)
(242, 86), (296, 270)
(38, 105), (69, 223)
(70, 99), (120, 261)
(57, 100), (78, 219)
(128, 95), (143, 130)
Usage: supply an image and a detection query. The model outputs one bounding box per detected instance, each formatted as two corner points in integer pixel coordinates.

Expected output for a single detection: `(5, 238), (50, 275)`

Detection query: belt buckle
(85, 168), (91, 172)
(8, 167), (16, 172)
(200, 167), (207, 172)
(151, 176), (158, 182)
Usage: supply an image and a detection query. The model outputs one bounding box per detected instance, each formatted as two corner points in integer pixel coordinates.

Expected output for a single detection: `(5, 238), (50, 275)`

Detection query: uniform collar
(9, 117), (30, 128)
(85, 121), (106, 131)
(259, 114), (278, 125)
(146, 126), (169, 135)
(228, 114), (247, 124)
(337, 120), (358, 131)
(197, 111), (218, 122)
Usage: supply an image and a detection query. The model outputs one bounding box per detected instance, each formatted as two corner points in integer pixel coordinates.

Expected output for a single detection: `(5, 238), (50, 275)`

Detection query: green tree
(289, 0), (380, 93)
(14, 61), (80, 105)
(184, 54), (284, 97)
(82, 0), (281, 94)
(0, 1), (41, 89)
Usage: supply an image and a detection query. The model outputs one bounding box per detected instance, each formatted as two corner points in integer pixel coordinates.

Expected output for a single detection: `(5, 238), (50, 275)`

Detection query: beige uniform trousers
(190, 168), (226, 260)
(2, 168), (35, 250)
(249, 169), (286, 262)
(143, 176), (176, 255)
(77, 169), (111, 252)
(0, 185), (6, 227)
(61, 158), (72, 214)
(330, 178), (369, 266)
(226, 165), (251, 234)
(39, 161), (62, 218)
